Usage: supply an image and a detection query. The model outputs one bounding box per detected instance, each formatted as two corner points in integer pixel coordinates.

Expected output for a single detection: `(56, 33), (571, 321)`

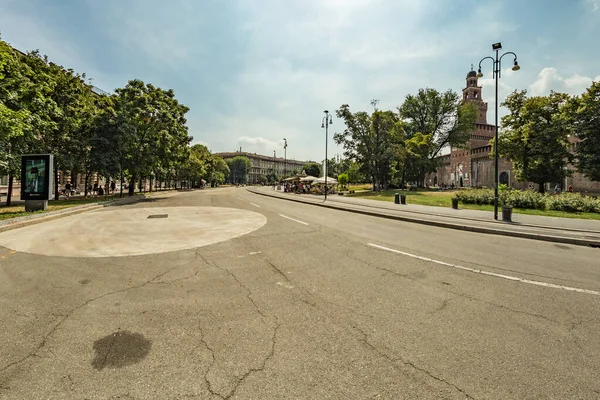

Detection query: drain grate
(147, 214), (168, 219)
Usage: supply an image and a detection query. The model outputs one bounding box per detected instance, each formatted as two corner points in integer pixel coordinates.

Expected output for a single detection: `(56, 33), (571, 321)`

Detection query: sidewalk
(249, 187), (600, 247)
(0, 191), (173, 233)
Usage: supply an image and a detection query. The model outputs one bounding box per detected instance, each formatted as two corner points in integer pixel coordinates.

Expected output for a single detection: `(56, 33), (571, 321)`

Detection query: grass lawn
(346, 183), (373, 191)
(347, 189), (600, 220)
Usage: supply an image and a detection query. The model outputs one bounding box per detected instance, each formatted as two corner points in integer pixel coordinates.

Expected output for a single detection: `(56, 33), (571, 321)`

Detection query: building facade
(427, 69), (600, 194)
(214, 151), (309, 184)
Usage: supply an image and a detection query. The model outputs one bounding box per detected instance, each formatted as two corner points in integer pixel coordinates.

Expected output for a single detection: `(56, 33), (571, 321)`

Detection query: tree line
(328, 82), (599, 192)
(0, 36), (229, 205)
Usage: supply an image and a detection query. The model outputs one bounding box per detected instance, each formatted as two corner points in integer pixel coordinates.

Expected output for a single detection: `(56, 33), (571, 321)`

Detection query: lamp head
(321, 123), (325, 128)
(492, 42), (502, 50)
(512, 60), (520, 71)
(477, 68), (484, 78)
(329, 116), (333, 124)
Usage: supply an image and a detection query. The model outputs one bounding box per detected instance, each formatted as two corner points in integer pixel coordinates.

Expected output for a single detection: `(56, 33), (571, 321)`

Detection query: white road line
(235, 196), (243, 201)
(278, 214), (309, 226)
(249, 202), (261, 208)
(367, 243), (600, 297)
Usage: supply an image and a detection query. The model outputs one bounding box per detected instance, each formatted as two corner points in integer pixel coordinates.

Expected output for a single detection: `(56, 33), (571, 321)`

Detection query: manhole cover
(147, 214), (168, 219)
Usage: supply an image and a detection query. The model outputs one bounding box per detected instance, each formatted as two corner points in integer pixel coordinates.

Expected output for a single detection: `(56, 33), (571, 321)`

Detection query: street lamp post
(321, 110), (333, 200)
(283, 138), (287, 178)
(477, 42), (520, 220)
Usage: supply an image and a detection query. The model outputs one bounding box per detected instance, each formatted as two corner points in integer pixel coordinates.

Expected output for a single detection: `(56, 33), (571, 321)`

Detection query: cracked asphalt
(1, 187), (600, 399)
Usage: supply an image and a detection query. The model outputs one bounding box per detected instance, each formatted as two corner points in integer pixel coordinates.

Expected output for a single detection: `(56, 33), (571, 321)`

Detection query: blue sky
(1, 0), (599, 162)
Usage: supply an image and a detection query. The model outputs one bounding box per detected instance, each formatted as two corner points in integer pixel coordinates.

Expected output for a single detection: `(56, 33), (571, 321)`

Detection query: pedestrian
(111, 181), (116, 193)
(98, 186), (105, 196)
(93, 182), (99, 197)
(64, 181), (71, 200)
(88, 184), (92, 197)
(568, 185), (573, 193)
(554, 184), (560, 194)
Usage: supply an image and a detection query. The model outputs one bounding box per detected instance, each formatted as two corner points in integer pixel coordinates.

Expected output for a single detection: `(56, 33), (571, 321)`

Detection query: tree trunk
(129, 175), (135, 196)
(84, 171), (89, 198)
(538, 182), (545, 194)
(6, 173), (14, 206)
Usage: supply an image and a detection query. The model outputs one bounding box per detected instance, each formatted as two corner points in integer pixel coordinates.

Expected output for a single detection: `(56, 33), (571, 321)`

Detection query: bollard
(400, 194), (406, 205)
(451, 198), (458, 209)
(502, 205), (513, 222)
(394, 193), (400, 204)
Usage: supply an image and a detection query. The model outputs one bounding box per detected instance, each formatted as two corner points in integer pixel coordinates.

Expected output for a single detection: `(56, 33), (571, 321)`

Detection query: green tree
(226, 156), (251, 184)
(303, 162), (322, 177)
(206, 155), (229, 185)
(334, 106), (404, 190)
(398, 88), (477, 186)
(563, 81), (600, 182)
(0, 41), (53, 205)
(114, 80), (191, 195)
(345, 161), (365, 183)
(499, 90), (572, 193)
(337, 173), (348, 189)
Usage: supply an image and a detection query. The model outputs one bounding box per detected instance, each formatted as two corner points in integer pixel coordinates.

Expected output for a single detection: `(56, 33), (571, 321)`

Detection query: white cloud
(586, 0), (599, 11)
(529, 68), (600, 96)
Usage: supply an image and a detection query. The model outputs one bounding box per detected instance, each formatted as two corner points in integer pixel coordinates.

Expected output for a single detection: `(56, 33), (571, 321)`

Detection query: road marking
(249, 202), (261, 208)
(235, 196), (243, 201)
(277, 282), (294, 289)
(0, 250), (17, 259)
(278, 214), (309, 226)
(249, 251), (262, 255)
(367, 243), (600, 297)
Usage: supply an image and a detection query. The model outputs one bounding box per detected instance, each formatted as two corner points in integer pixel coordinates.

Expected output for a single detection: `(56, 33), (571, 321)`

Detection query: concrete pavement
(249, 186), (600, 247)
(1, 187), (599, 399)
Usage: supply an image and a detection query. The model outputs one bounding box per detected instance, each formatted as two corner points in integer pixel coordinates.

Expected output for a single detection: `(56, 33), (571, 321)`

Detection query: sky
(1, 0), (599, 162)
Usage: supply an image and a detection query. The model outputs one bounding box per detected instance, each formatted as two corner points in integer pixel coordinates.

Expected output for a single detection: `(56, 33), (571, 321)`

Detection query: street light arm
(478, 56), (495, 69)
(477, 56), (495, 77)
(498, 52), (519, 78)
(499, 51), (518, 62)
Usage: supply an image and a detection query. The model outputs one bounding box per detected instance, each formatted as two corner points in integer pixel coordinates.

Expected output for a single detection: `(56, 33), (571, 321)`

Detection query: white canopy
(312, 176), (337, 184)
(300, 175), (318, 182)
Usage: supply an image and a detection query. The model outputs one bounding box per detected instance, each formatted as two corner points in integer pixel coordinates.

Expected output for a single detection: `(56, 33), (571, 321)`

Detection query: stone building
(427, 69), (600, 194)
(214, 151), (309, 184)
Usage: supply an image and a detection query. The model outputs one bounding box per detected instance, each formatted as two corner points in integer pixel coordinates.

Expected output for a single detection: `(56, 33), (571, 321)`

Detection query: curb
(248, 188), (600, 248)
(0, 194), (146, 234)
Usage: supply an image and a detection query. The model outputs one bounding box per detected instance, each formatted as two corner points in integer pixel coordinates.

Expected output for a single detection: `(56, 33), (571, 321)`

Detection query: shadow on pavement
(91, 330), (152, 370)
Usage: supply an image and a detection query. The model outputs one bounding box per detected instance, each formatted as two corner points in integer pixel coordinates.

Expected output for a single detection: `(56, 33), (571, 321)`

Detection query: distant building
(214, 151), (309, 184)
(426, 69), (600, 193)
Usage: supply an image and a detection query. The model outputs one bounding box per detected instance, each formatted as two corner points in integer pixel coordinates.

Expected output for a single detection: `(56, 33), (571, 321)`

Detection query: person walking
(64, 181), (71, 200)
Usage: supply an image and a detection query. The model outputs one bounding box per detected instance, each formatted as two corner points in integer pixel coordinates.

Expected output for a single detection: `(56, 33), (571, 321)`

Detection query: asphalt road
(1, 187), (599, 399)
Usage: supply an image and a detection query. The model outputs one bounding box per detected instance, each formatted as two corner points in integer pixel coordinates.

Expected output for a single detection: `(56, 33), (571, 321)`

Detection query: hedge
(455, 189), (600, 213)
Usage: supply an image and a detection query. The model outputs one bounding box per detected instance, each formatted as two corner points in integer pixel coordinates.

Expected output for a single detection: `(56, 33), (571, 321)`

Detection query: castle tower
(463, 66), (488, 124)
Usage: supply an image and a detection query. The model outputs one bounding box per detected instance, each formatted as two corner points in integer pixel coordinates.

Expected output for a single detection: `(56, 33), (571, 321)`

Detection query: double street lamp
(283, 138), (287, 178)
(477, 42), (520, 220)
(321, 110), (333, 200)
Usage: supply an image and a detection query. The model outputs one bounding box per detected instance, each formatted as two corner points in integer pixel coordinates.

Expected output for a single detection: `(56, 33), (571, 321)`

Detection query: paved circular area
(0, 206), (267, 257)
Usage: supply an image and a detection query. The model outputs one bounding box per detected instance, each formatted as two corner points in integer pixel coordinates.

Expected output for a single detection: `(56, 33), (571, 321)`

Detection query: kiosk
(20, 154), (54, 211)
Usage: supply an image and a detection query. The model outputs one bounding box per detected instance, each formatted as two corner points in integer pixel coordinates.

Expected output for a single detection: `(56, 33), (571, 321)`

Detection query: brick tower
(463, 66), (488, 125)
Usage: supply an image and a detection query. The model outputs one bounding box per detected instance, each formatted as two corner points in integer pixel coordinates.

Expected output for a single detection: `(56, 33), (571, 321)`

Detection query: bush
(455, 189), (495, 205)
(546, 193), (600, 213)
(500, 190), (546, 210)
(456, 188), (600, 213)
